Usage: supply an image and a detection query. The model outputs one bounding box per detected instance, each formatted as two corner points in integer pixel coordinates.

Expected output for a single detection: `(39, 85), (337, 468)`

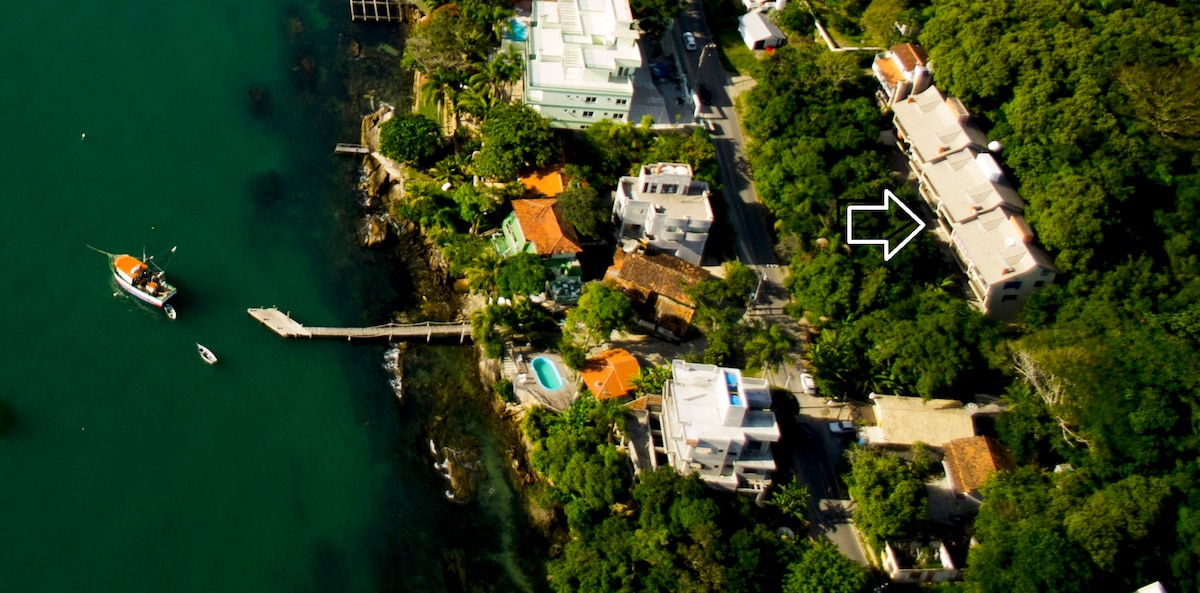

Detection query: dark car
(696, 83), (713, 106)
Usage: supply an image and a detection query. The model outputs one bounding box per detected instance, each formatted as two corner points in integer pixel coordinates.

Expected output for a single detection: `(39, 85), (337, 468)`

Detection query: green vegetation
(474, 102), (559, 181)
(702, 0), (760, 76)
(563, 282), (634, 346)
(523, 396), (868, 593)
(378, 113), (441, 165)
(495, 252), (550, 298)
(843, 447), (927, 549)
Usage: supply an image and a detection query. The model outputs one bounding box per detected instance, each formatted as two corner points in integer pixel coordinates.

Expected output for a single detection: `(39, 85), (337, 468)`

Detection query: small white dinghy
(164, 304), (177, 320)
(197, 343), (218, 365)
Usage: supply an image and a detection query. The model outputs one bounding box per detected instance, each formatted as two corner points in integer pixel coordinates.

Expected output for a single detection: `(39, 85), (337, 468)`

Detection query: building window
(584, 96), (597, 103)
(1001, 294), (1018, 302)
(1034, 280), (1045, 288)
(1041, 269), (1052, 277)
(1003, 280), (1022, 290)
(615, 98), (628, 105)
(642, 183), (659, 193)
(661, 184), (679, 194)
(613, 113), (625, 119)
(582, 111), (594, 118)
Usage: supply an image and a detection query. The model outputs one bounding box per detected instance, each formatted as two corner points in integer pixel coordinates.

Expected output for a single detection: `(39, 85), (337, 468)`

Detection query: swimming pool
(509, 19), (528, 42)
(531, 357), (563, 390)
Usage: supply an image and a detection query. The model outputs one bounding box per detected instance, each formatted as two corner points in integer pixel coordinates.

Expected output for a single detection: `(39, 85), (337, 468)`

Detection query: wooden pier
(334, 143), (371, 155)
(350, 0), (402, 22)
(247, 308), (472, 342)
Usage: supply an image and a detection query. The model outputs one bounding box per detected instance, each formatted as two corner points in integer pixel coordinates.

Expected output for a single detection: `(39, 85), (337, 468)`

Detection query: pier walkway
(247, 308), (472, 342)
(334, 143), (371, 155)
(350, 0), (402, 22)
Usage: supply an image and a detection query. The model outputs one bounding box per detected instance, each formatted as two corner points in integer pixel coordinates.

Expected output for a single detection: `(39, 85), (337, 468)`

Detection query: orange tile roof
(943, 436), (1016, 494)
(606, 249), (709, 305)
(579, 348), (641, 399)
(520, 167), (568, 197)
(890, 43), (928, 72)
(511, 198), (583, 256)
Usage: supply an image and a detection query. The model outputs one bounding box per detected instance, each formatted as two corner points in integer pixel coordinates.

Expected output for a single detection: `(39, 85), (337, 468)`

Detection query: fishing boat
(164, 304), (177, 320)
(109, 251), (177, 307)
(197, 343), (218, 365)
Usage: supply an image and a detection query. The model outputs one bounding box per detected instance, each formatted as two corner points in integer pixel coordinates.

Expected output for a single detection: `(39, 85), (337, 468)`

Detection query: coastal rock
(362, 214), (389, 246)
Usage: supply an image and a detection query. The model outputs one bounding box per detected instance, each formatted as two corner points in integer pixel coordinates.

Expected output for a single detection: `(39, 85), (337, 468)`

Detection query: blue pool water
(509, 19), (527, 42)
(531, 357), (563, 390)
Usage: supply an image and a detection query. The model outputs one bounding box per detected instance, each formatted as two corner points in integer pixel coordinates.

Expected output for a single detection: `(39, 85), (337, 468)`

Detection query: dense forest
(740, 0), (1200, 591)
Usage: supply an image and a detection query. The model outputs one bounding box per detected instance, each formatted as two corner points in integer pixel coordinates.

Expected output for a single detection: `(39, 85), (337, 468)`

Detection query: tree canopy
(473, 103), (559, 181)
(378, 113), (442, 165)
(495, 252), (549, 298)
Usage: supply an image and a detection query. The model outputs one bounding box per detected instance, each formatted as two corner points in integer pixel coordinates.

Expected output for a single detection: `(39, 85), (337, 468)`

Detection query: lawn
(707, 0), (761, 77)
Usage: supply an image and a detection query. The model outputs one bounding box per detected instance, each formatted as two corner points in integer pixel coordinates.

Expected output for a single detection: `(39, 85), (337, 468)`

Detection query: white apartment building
(892, 85), (990, 172)
(522, 0), (642, 129)
(655, 360), (781, 497)
(871, 43), (931, 104)
(949, 209), (1057, 320)
(893, 85), (1057, 320)
(611, 163), (713, 265)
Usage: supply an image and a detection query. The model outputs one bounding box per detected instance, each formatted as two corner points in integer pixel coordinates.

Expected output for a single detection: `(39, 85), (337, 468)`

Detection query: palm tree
(465, 249), (501, 296)
(745, 323), (796, 378)
(421, 67), (465, 130)
(456, 83), (502, 120)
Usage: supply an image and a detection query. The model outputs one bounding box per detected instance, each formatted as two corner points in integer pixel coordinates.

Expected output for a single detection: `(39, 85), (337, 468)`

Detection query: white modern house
(742, 0), (786, 13)
(655, 360), (781, 497)
(611, 163), (713, 265)
(521, 0), (643, 129)
(892, 85), (1057, 320)
(738, 11), (786, 50)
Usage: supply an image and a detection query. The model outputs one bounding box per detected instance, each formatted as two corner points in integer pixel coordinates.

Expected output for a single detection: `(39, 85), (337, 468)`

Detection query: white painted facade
(611, 163), (713, 265)
(657, 360), (781, 496)
(523, 0), (643, 129)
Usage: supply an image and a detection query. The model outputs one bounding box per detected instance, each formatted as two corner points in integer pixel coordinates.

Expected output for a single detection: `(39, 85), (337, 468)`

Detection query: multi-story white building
(611, 163), (713, 265)
(522, 0), (642, 129)
(655, 360), (781, 497)
(892, 85), (1058, 320)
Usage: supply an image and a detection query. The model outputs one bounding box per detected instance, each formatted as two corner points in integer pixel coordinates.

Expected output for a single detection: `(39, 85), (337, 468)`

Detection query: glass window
(584, 97), (597, 103)
(1034, 280), (1045, 288)
(1003, 280), (1022, 290)
(661, 184), (679, 194)
(582, 111), (594, 117)
(1001, 294), (1018, 302)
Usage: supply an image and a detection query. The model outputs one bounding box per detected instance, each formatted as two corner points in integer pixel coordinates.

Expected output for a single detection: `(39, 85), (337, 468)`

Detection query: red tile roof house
(490, 198), (584, 303)
(872, 43), (931, 105)
(578, 348), (641, 400)
(604, 248), (711, 339)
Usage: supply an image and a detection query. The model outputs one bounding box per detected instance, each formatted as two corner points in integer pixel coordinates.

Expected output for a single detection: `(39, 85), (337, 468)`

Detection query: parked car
(696, 83), (713, 106)
(798, 372), (817, 395)
(828, 420), (856, 435)
(683, 31), (698, 51)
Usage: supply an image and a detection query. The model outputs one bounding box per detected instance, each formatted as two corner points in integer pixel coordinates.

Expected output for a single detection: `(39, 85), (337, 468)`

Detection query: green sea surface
(0, 3), (534, 592)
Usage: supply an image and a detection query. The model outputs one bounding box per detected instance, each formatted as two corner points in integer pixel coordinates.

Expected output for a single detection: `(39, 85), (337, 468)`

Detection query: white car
(683, 32), (698, 51)
(828, 421), (856, 435)
(799, 372), (817, 395)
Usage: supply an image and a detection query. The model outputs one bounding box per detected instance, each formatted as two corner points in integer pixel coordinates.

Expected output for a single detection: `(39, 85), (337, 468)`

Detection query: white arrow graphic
(846, 189), (926, 261)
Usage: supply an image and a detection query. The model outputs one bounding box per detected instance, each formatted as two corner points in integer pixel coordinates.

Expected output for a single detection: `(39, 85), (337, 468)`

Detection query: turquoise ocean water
(0, 3), (533, 592)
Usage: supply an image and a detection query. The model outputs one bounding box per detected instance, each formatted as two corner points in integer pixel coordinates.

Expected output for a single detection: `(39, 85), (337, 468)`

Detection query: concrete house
(738, 11), (786, 50)
(521, 0), (643, 129)
(872, 43), (931, 104)
(942, 436), (1016, 505)
(861, 393), (980, 449)
(578, 347), (641, 400)
(950, 208), (1058, 320)
(611, 163), (713, 266)
(654, 359), (781, 497)
(742, 0), (787, 13)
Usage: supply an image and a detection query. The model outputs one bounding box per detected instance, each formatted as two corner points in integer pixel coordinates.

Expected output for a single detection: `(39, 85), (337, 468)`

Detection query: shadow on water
(0, 399), (16, 438)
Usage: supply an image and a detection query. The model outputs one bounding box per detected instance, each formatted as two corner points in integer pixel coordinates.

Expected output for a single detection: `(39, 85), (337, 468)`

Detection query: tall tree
(473, 103), (559, 181)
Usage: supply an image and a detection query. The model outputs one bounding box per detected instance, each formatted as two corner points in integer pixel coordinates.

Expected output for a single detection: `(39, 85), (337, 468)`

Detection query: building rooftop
(526, 0), (641, 93)
(865, 394), (978, 448)
(740, 11), (784, 41)
(511, 198), (583, 256)
(668, 360), (780, 444)
(891, 43), (928, 72)
(942, 436), (1016, 494)
(922, 149), (1026, 223)
(952, 209), (1057, 284)
(892, 86), (989, 164)
(520, 166), (568, 197)
(606, 249), (709, 305)
(579, 348), (641, 399)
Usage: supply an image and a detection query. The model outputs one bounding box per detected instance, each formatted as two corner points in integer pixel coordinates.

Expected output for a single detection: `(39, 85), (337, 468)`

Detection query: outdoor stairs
(557, 0), (584, 36)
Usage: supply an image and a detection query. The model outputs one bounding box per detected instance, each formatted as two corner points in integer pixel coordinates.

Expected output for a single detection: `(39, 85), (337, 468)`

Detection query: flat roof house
(655, 359), (781, 498)
(522, 0), (643, 129)
(862, 393), (979, 449)
(612, 163), (713, 266)
(950, 208), (1058, 320)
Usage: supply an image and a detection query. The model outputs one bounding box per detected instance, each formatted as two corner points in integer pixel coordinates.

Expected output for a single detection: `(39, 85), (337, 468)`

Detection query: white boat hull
(114, 272), (173, 307)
